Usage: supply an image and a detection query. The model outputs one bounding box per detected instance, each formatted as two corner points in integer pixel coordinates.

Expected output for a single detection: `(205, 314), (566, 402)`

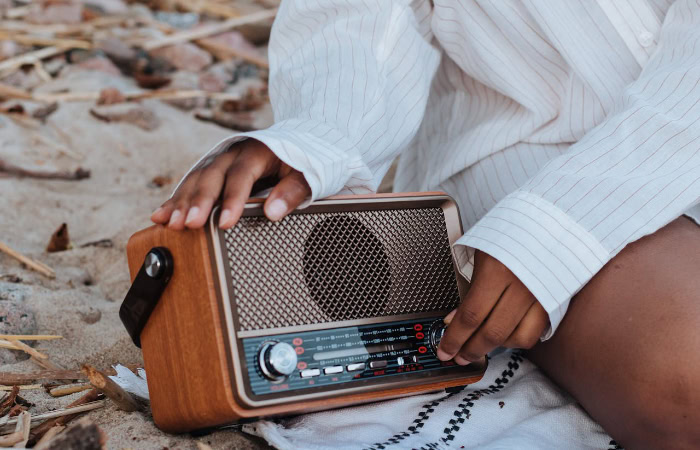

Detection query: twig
(49, 384), (91, 398)
(143, 8), (277, 50)
(0, 335), (62, 341)
(0, 385), (42, 392)
(0, 411), (29, 447)
(0, 241), (55, 279)
(5, 401), (104, 427)
(0, 161), (90, 181)
(0, 365), (141, 385)
(0, 16), (128, 36)
(0, 82), (33, 100)
(0, 46), (65, 75)
(26, 391), (103, 445)
(171, 0), (243, 19)
(195, 38), (269, 69)
(33, 134), (85, 161)
(0, 32), (91, 50)
(81, 365), (141, 412)
(32, 425), (64, 448)
(5, 338), (64, 371)
(1, 370), (84, 385)
(0, 339), (48, 359)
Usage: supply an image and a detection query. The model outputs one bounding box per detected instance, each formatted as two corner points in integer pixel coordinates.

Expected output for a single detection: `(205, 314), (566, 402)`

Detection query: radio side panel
(126, 225), (240, 432)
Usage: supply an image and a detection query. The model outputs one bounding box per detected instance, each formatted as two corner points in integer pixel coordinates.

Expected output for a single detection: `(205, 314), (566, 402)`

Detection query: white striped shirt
(186, 0), (700, 338)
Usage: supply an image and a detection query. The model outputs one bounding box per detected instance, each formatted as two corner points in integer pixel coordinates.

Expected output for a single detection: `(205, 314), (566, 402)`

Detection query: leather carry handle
(120, 247), (173, 348)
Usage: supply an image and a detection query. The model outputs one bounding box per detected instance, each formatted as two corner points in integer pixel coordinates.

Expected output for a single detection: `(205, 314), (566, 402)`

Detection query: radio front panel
(239, 317), (478, 401)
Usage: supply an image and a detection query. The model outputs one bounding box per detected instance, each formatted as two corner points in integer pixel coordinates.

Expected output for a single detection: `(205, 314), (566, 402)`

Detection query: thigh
(527, 217), (700, 449)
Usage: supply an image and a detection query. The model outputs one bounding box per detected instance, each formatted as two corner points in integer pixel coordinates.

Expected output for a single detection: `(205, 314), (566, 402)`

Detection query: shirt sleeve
(456, 0), (700, 339)
(177, 0), (441, 201)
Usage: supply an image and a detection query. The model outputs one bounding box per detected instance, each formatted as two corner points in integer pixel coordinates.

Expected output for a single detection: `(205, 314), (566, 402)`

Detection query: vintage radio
(120, 192), (487, 433)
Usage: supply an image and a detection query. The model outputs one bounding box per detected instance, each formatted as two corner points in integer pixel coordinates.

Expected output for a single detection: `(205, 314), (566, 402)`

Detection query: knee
(618, 344), (700, 449)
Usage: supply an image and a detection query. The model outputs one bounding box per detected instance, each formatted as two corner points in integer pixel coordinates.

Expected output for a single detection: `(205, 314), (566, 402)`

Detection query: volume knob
(429, 320), (447, 354)
(258, 341), (297, 381)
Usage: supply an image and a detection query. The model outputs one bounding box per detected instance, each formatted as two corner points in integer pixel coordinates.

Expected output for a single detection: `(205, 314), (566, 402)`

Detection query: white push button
(369, 360), (387, 369)
(347, 363), (365, 372)
(300, 368), (320, 378)
(397, 357), (405, 366)
(323, 365), (343, 375)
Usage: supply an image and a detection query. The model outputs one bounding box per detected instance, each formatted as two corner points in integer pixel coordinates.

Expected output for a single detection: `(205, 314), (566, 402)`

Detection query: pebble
(150, 43), (213, 72)
(26, 2), (83, 25)
(79, 306), (102, 324)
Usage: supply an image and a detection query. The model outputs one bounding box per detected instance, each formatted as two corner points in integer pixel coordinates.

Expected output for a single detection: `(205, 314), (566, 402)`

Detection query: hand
(437, 250), (549, 364)
(151, 139), (311, 229)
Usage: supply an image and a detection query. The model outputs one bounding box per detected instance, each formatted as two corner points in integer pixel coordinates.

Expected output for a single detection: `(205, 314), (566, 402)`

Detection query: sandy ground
(0, 68), (273, 449)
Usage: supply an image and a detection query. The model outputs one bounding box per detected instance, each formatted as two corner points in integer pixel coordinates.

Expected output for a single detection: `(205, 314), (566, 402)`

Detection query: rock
(0, 300), (37, 364)
(26, 2), (83, 25)
(84, 0), (128, 14)
(200, 31), (260, 61)
(154, 11), (199, 29)
(95, 38), (138, 66)
(97, 87), (126, 105)
(0, 67), (44, 91)
(90, 104), (160, 131)
(78, 307), (102, 324)
(76, 56), (121, 76)
(198, 70), (227, 93)
(0, 41), (25, 62)
(150, 43), (212, 72)
(164, 71), (203, 110)
(0, 282), (30, 302)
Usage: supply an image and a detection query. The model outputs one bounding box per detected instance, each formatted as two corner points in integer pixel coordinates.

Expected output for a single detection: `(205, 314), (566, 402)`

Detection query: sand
(0, 68), (272, 449)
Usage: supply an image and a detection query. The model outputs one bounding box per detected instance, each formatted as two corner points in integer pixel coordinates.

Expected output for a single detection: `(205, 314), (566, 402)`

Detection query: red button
(297, 362), (307, 370)
(293, 337), (303, 346)
(295, 347), (305, 355)
(414, 324), (423, 331)
(415, 332), (425, 339)
(418, 346), (427, 354)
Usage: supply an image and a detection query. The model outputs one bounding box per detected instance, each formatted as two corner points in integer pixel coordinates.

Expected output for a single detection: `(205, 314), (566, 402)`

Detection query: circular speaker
(303, 215), (392, 321)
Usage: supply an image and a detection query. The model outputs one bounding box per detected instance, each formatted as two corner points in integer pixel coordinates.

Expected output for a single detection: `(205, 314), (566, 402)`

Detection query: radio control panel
(240, 317), (460, 398)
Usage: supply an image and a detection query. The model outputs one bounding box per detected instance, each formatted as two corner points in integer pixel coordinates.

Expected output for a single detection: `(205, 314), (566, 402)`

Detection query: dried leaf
(89, 104), (160, 131)
(46, 223), (71, 253)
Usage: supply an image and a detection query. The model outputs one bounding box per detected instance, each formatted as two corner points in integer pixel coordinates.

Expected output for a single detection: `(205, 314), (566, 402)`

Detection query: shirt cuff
(453, 190), (610, 340)
(173, 119), (373, 202)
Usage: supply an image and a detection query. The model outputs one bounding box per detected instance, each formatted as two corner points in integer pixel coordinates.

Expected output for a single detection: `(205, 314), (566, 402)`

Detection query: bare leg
(527, 217), (700, 450)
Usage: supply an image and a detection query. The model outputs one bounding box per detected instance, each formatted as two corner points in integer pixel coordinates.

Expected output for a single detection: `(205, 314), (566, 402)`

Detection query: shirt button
(638, 31), (654, 48)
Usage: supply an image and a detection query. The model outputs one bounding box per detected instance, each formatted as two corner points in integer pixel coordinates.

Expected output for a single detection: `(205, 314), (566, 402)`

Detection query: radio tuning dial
(429, 320), (447, 354)
(258, 341), (298, 381)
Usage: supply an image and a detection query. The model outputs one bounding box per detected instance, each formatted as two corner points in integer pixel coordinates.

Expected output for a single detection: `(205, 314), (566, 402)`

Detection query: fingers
(436, 278), (506, 361)
(452, 284), (535, 365)
(503, 301), (549, 349)
(264, 168), (311, 221)
(150, 170), (201, 227)
(218, 144), (280, 229)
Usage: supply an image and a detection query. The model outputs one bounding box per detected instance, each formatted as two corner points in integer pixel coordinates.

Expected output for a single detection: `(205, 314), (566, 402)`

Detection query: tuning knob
(429, 320), (447, 354)
(258, 341), (297, 381)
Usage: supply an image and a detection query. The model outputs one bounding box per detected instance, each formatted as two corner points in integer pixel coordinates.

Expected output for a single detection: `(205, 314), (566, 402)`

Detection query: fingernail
(453, 356), (471, 366)
(436, 348), (451, 361)
(185, 206), (199, 225)
(151, 206), (163, 217)
(219, 209), (232, 228)
(168, 209), (182, 226)
(444, 309), (457, 325)
(266, 198), (288, 221)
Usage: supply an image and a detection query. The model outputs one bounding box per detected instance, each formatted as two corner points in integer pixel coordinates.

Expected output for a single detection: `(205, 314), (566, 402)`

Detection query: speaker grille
(222, 207), (460, 331)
